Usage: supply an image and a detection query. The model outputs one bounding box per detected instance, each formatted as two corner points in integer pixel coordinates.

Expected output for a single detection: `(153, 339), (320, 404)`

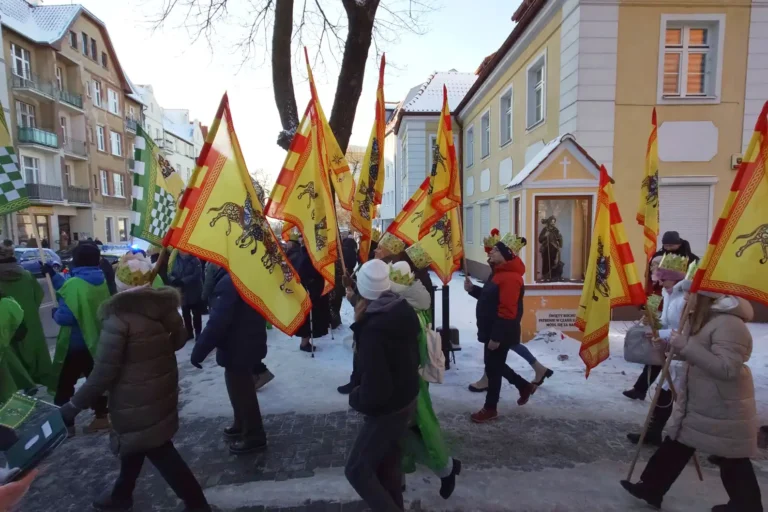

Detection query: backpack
(419, 323), (445, 384)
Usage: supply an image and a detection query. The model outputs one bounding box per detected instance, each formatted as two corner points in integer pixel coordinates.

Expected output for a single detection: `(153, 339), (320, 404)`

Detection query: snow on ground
(178, 273), (768, 426)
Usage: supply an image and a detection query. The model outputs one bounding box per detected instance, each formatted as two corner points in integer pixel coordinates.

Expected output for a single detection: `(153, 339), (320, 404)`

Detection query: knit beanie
(356, 259), (391, 301)
(495, 241), (515, 261)
(72, 242), (101, 268)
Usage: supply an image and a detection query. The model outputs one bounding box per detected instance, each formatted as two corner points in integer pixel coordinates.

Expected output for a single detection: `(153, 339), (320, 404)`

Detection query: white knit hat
(356, 259), (391, 301)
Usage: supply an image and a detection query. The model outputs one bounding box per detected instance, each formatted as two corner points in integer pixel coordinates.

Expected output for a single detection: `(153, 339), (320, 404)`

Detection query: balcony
(27, 183), (63, 202)
(18, 127), (58, 151)
(62, 138), (87, 159)
(67, 186), (91, 204)
(11, 73), (55, 100)
(58, 89), (84, 111)
(125, 118), (138, 133)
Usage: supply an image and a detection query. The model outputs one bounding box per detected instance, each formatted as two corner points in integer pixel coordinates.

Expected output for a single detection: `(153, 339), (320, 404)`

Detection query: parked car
(14, 249), (62, 276)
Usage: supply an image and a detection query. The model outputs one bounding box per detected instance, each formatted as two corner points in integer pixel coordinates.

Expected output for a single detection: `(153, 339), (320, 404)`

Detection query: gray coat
(71, 286), (187, 456)
(667, 297), (758, 459)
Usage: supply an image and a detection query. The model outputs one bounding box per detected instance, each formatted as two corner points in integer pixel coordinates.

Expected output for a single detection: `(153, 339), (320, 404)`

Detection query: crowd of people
(0, 226), (764, 512)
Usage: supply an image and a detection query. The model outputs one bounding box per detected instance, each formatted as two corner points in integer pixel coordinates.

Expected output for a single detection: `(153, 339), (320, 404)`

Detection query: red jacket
(469, 257), (525, 344)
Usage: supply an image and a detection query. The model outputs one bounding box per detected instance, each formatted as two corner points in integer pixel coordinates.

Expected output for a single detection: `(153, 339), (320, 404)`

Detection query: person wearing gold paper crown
(626, 255), (690, 447)
(391, 247), (461, 500)
(465, 230), (552, 394)
(621, 274), (762, 512)
(466, 232), (537, 423)
(59, 253), (210, 512)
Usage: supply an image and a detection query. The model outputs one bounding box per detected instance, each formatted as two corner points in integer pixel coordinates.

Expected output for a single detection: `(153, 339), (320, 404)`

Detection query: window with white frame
(662, 21), (721, 98)
(93, 81), (103, 107)
(499, 200), (510, 235)
(60, 116), (68, 144)
(100, 170), (110, 196)
(464, 206), (474, 244)
(401, 137), (408, 179)
(481, 111), (490, 159)
(500, 88), (513, 145)
(55, 66), (63, 90)
(107, 89), (120, 115)
(480, 203), (490, 238)
(527, 54), (546, 128)
(105, 216), (114, 243)
(118, 218), (129, 241)
(96, 126), (106, 151)
(65, 164), (72, 187)
(15, 101), (36, 128)
(22, 156), (40, 184)
(81, 32), (88, 56)
(11, 44), (31, 80)
(113, 173), (125, 197)
(128, 106), (135, 121)
(110, 131), (122, 156)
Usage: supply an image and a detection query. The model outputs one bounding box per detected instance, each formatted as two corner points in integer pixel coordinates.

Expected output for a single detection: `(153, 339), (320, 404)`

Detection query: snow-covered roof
(506, 134), (568, 188)
(0, 0), (80, 44)
(163, 118), (193, 145)
(124, 74), (146, 106)
(401, 70), (476, 113)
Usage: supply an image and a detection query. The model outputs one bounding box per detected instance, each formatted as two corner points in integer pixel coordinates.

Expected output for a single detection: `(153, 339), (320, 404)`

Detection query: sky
(49, 0), (522, 183)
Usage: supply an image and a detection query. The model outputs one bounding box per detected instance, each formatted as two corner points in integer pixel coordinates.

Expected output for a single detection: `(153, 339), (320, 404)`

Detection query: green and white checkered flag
(0, 101), (30, 215)
(131, 124), (185, 246)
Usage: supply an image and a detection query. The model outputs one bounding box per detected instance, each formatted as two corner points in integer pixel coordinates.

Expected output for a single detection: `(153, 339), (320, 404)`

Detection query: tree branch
(272, 0), (299, 150)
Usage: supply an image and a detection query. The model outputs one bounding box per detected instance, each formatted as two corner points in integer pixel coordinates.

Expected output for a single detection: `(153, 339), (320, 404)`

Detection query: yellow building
(455, 0), (768, 330)
(0, 0), (144, 247)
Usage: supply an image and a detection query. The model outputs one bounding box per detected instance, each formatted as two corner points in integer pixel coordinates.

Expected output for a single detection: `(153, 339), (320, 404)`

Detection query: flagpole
(32, 222), (56, 301)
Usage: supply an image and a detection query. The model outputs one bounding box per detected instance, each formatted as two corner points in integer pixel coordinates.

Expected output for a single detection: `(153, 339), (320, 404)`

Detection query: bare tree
(153, 0), (434, 153)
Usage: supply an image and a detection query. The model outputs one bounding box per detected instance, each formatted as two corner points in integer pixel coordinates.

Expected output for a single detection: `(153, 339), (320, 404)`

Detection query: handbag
(623, 324), (666, 366)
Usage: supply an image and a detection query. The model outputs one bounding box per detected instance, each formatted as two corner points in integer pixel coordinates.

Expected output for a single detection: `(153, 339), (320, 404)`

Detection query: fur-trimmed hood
(99, 286), (180, 322)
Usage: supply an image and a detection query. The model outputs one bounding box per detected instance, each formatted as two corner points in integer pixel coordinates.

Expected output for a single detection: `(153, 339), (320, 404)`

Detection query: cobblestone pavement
(18, 407), (690, 512)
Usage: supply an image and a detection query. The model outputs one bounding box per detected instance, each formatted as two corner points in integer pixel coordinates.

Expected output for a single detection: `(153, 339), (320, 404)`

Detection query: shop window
(534, 195), (592, 283)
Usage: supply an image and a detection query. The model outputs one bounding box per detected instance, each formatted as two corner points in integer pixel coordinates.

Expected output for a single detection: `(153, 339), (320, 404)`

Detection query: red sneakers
(470, 408), (498, 423)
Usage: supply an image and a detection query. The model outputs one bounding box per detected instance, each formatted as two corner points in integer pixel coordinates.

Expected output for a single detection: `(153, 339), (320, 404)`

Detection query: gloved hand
(39, 262), (55, 278)
(58, 402), (81, 426)
(190, 344), (205, 369)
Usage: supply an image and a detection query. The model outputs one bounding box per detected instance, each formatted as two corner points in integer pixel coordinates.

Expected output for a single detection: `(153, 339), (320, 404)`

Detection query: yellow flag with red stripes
(418, 86), (460, 239)
(163, 94), (310, 335)
(691, 101), (768, 306)
(576, 166), (645, 376)
(351, 55), (386, 264)
(386, 177), (429, 245)
(419, 207), (464, 285)
(304, 48), (355, 211)
(637, 108), (660, 263)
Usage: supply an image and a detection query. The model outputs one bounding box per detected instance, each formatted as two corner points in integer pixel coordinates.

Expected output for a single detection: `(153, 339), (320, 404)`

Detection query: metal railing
(125, 119), (138, 132)
(62, 137), (87, 157)
(58, 88), (83, 109)
(18, 127), (58, 148)
(26, 183), (63, 201)
(11, 72), (55, 98)
(67, 186), (90, 204)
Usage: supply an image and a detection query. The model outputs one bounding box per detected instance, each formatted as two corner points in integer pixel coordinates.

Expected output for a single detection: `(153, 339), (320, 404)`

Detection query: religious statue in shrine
(539, 215), (564, 281)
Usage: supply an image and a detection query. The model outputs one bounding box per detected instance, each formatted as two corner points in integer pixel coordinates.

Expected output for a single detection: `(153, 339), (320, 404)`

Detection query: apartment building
(0, 0), (144, 247)
(137, 84), (201, 186)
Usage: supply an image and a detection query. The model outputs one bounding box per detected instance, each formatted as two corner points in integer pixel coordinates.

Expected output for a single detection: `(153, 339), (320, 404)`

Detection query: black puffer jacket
(71, 287), (186, 456)
(192, 267), (267, 371)
(350, 292), (420, 417)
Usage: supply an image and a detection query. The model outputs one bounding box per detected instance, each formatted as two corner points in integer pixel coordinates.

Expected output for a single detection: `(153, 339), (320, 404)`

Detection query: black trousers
(633, 365), (662, 396)
(111, 440), (208, 509)
(53, 348), (107, 416)
(182, 303), (203, 339)
(345, 401), (416, 512)
(641, 438), (763, 511)
(225, 369), (266, 441)
(484, 342), (530, 411)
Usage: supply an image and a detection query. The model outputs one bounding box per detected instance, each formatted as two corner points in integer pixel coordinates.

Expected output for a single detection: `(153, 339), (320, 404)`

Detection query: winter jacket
(169, 253), (203, 306)
(350, 292), (420, 417)
(391, 279), (432, 312)
(667, 297), (758, 458)
(71, 287), (187, 456)
(100, 258), (117, 296)
(469, 257), (525, 345)
(192, 267), (267, 372)
(202, 262), (220, 303)
(291, 246), (330, 338)
(657, 282), (686, 340)
(342, 237), (358, 274)
(52, 266), (106, 351)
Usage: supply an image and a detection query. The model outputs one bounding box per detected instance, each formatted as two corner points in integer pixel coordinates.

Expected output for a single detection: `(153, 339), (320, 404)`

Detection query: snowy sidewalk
(18, 276), (768, 511)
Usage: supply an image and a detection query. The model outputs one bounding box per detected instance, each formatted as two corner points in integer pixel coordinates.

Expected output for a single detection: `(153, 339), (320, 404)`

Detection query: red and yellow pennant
(418, 86), (460, 239)
(691, 101), (768, 305)
(637, 108), (660, 263)
(387, 177), (430, 246)
(421, 207), (464, 285)
(352, 55), (386, 264)
(163, 94), (310, 335)
(577, 166), (645, 376)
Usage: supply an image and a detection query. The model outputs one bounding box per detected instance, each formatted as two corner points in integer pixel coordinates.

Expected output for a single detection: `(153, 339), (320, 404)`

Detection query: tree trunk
(273, 0), (299, 150)
(330, 0), (381, 154)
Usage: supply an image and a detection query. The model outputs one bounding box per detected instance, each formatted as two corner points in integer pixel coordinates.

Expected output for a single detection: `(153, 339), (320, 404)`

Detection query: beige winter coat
(667, 297), (758, 459)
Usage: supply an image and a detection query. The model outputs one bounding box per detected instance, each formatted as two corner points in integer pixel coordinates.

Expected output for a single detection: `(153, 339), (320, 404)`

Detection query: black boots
(627, 389), (673, 446)
(337, 381), (355, 394)
(620, 480), (662, 509)
(622, 388), (646, 400)
(229, 437), (267, 455)
(439, 459), (462, 499)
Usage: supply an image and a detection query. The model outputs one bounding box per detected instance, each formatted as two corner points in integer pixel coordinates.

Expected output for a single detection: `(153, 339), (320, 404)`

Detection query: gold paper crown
(115, 253), (154, 288)
(405, 242), (433, 270)
(378, 232), (406, 255)
(500, 233), (527, 255)
(483, 229), (501, 253)
(371, 228), (382, 243)
(658, 253), (689, 273)
(685, 259), (700, 281)
(389, 263), (415, 287)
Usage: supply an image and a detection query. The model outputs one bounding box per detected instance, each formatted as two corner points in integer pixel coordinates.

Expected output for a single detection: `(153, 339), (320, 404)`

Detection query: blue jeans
(512, 344), (537, 366)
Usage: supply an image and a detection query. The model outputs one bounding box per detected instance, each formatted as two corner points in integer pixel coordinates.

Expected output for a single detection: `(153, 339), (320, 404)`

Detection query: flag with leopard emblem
(131, 124), (186, 246)
(0, 100), (30, 215)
